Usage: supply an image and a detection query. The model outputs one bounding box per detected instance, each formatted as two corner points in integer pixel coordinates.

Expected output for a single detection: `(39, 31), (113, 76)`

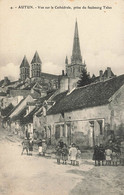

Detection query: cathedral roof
(20, 56), (30, 68)
(31, 51), (42, 64)
(71, 20), (82, 64)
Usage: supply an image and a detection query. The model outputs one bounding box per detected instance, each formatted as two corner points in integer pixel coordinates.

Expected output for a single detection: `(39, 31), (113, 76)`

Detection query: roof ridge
(75, 75), (122, 90)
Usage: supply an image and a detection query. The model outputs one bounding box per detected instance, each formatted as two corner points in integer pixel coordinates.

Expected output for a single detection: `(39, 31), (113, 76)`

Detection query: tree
(77, 68), (92, 87)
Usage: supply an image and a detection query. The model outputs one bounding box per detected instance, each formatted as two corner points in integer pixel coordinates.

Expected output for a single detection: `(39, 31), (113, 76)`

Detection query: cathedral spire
(71, 20), (82, 65)
(65, 56), (68, 64)
(20, 55), (30, 68)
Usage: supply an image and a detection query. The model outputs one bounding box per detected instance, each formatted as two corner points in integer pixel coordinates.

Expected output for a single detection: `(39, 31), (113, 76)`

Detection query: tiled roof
(23, 92), (55, 122)
(47, 74), (124, 115)
(15, 82), (25, 89)
(0, 80), (4, 87)
(23, 83), (35, 90)
(23, 107), (39, 123)
(30, 92), (41, 99)
(41, 72), (59, 79)
(31, 51), (42, 64)
(103, 69), (114, 78)
(11, 106), (27, 121)
(9, 89), (40, 99)
(0, 92), (7, 96)
(34, 91), (55, 105)
(3, 98), (25, 121)
(52, 90), (68, 102)
(1, 104), (14, 116)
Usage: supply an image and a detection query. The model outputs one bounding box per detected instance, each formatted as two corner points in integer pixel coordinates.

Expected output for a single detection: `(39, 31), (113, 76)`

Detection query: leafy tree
(77, 68), (92, 87)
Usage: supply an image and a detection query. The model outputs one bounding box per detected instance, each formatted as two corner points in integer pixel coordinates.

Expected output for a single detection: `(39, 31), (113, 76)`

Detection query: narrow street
(0, 127), (124, 195)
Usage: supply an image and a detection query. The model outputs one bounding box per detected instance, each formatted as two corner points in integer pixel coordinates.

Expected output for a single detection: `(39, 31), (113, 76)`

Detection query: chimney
(3, 77), (10, 86)
(99, 70), (103, 77)
(107, 67), (111, 78)
(99, 70), (103, 81)
(68, 77), (77, 93)
(62, 70), (64, 76)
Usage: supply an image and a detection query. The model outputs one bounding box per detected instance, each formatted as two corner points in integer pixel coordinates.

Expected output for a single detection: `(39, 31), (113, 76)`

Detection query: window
(98, 120), (103, 135)
(55, 125), (60, 139)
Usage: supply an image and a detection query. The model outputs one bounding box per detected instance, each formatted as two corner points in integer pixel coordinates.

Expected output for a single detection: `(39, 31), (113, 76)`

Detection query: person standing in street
(56, 143), (62, 164)
(120, 139), (124, 166)
(69, 143), (78, 166)
(93, 145), (100, 166)
(105, 147), (112, 166)
(76, 146), (81, 166)
(38, 139), (42, 156)
(42, 139), (47, 156)
(21, 137), (29, 155)
(62, 143), (68, 165)
(28, 138), (33, 156)
(99, 144), (105, 166)
(111, 150), (118, 166)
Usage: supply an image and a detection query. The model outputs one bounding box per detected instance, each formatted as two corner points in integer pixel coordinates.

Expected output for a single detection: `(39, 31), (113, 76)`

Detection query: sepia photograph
(0, 0), (124, 195)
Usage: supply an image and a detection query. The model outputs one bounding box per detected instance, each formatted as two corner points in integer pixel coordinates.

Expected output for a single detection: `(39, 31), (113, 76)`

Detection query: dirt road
(0, 128), (124, 195)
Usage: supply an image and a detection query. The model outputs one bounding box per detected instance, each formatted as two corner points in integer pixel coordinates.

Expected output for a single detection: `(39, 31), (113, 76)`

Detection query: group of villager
(21, 136), (124, 166)
(21, 137), (47, 156)
(56, 140), (81, 166)
(93, 139), (124, 166)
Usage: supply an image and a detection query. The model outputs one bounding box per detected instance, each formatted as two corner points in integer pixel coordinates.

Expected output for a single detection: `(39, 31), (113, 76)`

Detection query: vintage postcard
(0, 0), (124, 195)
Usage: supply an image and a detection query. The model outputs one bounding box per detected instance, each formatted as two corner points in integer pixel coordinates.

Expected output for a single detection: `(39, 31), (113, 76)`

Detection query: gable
(9, 95), (34, 118)
(109, 84), (124, 106)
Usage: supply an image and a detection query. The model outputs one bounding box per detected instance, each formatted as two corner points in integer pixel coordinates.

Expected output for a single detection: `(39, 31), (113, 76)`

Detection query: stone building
(65, 20), (86, 78)
(59, 20), (87, 93)
(41, 74), (124, 148)
(20, 56), (30, 81)
(31, 51), (42, 79)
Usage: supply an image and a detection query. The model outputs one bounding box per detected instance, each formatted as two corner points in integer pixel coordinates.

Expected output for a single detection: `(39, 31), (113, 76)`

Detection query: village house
(38, 74), (124, 149)
(2, 95), (34, 135)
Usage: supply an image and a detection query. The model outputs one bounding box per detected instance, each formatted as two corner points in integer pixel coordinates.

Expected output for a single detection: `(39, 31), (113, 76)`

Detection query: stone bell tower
(31, 51), (42, 78)
(20, 55), (30, 81)
(65, 20), (86, 78)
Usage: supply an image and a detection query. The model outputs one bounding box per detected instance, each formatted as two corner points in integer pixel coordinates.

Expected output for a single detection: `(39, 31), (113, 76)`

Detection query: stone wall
(109, 85), (124, 136)
(46, 105), (111, 147)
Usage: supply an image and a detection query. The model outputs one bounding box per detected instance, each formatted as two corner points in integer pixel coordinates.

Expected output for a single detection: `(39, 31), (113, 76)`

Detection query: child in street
(62, 143), (68, 165)
(76, 146), (81, 166)
(56, 143), (62, 164)
(69, 143), (78, 166)
(38, 139), (42, 156)
(42, 139), (47, 156)
(105, 147), (112, 166)
(111, 150), (118, 166)
(21, 137), (29, 155)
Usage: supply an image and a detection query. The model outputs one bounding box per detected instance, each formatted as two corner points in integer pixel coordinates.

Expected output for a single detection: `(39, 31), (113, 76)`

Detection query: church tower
(31, 51), (42, 78)
(20, 55), (30, 81)
(66, 20), (86, 78)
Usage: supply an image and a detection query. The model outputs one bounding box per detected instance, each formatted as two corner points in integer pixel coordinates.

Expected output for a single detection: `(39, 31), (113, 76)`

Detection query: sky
(0, 0), (124, 81)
